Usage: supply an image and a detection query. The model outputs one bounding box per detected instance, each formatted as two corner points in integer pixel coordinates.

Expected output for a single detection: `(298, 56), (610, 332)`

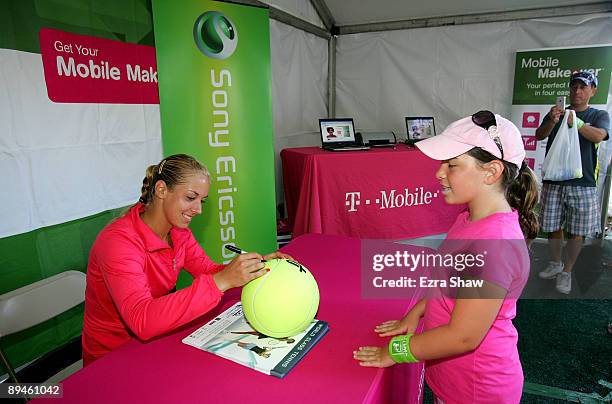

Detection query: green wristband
(389, 334), (419, 363)
(571, 117), (585, 129)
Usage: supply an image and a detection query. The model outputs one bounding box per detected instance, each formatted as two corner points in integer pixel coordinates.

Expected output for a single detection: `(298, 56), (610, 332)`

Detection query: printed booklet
(182, 302), (329, 378)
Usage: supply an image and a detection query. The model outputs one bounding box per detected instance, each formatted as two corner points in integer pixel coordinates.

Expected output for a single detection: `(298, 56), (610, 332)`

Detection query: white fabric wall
(335, 13), (612, 135)
(270, 19), (328, 211)
(0, 48), (162, 237)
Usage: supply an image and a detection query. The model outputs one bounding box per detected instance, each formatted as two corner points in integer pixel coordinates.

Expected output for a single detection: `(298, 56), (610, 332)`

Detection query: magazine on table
(182, 302), (329, 378)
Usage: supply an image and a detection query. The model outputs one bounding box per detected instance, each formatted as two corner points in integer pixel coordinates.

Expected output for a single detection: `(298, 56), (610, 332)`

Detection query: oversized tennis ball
(241, 258), (320, 338)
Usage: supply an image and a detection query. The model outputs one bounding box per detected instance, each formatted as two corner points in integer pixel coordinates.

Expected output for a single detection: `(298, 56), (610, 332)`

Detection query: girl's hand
(353, 346), (395, 368)
(213, 253), (266, 291)
(375, 316), (419, 337)
(263, 251), (294, 261)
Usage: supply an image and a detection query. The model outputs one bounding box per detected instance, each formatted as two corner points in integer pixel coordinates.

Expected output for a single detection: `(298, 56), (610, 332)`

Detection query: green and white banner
(152, 0), (278, 265)
(511, 45), (612, 180)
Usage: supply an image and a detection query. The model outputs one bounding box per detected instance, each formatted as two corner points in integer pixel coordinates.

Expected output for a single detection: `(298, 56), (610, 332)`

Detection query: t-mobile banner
(511, 45), (612, 182)
(39, 28), (159, 103)
(152, 1), (277, 267)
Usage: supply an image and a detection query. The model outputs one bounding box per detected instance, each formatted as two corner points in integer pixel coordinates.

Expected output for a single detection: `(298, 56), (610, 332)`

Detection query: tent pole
(327, 35), (336, 119)
(268, 6), (330, 39)
(224, 0), (330, 39)
(310, 0), (335, 31)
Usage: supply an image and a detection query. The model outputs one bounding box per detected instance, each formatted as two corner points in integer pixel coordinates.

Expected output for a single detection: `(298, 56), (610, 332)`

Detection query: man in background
(536, 71), (610, 294)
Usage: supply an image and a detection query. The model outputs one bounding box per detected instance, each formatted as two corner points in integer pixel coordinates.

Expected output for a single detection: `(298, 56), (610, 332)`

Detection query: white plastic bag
(542, 110), (583, 181)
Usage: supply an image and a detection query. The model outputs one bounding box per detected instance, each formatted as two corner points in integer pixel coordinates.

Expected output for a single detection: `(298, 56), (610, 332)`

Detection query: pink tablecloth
(35, 234), (423, 404)
(281, 145), (464, 239)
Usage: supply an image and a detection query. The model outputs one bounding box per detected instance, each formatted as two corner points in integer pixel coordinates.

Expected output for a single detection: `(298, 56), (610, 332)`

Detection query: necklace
(163, 233), (173, 247)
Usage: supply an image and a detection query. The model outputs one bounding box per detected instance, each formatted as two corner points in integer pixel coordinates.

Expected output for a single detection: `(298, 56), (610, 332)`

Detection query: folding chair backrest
(0, 271), (86, 338)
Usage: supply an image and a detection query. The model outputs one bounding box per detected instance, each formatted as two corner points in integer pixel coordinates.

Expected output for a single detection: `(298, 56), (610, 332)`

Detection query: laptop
(405, 116), (436, 146)
(319, 118), (370, 151)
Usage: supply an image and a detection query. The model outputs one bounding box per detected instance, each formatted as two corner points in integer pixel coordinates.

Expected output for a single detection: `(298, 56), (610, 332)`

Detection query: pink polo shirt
(424, 210), (529, 404)
(82, 203), (224, 365)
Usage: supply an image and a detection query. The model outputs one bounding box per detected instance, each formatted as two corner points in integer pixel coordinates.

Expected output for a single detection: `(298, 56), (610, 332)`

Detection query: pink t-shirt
(82, 203), (225, 365)
(424, 210), (529, 404)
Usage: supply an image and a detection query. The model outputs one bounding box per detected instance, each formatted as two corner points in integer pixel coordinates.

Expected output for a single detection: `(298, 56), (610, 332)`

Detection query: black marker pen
(224, 244), (267, 263)
(225, 244), (244, 255)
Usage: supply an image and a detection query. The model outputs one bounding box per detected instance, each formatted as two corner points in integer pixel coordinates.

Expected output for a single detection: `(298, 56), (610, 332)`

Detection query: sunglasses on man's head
(472, 110), (504, 160)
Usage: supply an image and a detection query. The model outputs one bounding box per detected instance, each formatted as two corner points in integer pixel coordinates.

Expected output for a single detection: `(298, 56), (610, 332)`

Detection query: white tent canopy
(261, 0), (612, 207)
(324, 0), (609, 27)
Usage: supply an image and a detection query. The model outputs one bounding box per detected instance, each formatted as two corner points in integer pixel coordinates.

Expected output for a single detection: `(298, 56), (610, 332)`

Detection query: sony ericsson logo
(194, 11), (238, 59)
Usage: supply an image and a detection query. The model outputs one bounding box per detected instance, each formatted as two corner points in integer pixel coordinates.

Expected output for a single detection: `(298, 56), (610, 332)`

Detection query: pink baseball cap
(416, 111), (526, 167)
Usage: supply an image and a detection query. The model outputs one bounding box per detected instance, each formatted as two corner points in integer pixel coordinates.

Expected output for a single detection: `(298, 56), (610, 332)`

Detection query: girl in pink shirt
(354, 112), (538, 403)
(83, 154), (289, 365)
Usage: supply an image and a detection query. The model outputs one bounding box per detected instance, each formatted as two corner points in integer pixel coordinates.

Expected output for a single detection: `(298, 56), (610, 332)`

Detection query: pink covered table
(281, 145), (464, 239)
(34, 234), (424, 404)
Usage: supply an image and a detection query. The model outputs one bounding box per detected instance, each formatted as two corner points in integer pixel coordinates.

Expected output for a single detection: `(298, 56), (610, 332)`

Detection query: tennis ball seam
(247, 271), (270, 335)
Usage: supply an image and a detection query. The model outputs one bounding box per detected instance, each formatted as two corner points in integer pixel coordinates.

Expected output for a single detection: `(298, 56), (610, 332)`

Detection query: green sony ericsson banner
(152, 1), (277, 269)
(512, 45), (612, 105)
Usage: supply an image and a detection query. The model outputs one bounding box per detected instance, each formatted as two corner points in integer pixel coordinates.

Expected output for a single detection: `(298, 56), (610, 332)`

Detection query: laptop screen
(405, 117), (436, 140)
(320, 119), (356, 144)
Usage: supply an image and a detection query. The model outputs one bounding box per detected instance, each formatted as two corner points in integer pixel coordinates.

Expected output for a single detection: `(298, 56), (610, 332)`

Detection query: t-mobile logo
(345, 192), (361, 212)
(345, 188), (439, 213)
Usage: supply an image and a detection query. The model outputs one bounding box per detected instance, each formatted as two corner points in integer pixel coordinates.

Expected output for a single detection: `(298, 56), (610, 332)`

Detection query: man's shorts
(539, 183), (601, 236)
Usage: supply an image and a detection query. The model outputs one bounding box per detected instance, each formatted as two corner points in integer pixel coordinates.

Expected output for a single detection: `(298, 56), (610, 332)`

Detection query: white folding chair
(0, 270), (86, 384)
